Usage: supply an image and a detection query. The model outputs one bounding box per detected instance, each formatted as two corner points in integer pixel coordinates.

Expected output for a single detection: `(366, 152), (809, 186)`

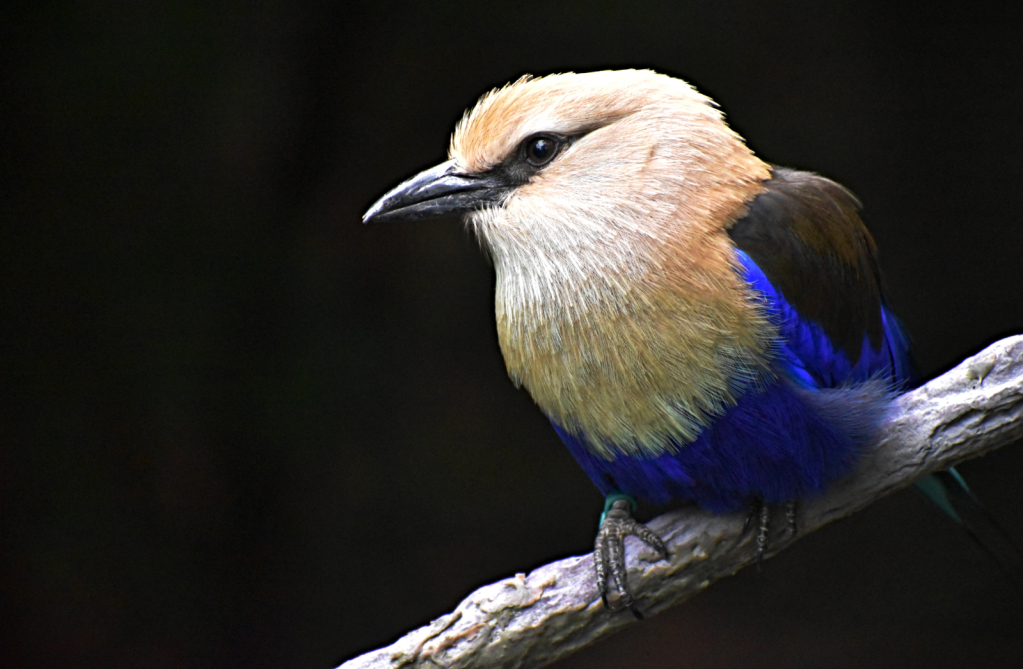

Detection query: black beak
(362, 159), (511, 224)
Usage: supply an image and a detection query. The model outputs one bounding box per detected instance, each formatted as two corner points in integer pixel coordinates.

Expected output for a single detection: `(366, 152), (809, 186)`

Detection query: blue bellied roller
(363, 70), (1012, 615)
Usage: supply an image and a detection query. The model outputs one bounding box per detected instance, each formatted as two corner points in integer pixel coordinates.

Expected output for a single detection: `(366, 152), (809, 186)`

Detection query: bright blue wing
(735, 249), (914, 391)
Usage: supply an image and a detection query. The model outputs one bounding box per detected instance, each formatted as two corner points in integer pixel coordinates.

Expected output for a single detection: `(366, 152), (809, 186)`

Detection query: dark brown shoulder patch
(726, 167), (884, 362)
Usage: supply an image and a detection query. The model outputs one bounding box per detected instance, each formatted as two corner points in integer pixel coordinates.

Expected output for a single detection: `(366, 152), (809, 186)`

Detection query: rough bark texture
(339, 335), (1023, 669)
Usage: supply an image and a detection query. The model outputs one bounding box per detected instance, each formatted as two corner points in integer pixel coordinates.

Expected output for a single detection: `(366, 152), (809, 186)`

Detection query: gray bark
(339, 335), (1023, 669)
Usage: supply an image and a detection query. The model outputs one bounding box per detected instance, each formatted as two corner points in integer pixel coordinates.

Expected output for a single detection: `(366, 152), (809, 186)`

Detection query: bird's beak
(362, 159), (511, 224)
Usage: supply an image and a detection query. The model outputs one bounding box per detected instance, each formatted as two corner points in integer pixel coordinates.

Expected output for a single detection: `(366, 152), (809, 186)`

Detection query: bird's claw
(594, 498), (669, 619)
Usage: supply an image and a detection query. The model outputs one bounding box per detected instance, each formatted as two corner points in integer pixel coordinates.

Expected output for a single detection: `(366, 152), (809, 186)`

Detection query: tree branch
(339, 335), (1023, 669)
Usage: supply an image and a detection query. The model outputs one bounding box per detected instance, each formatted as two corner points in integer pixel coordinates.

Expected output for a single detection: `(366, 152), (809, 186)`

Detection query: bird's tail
(914, 468), (1023, 584)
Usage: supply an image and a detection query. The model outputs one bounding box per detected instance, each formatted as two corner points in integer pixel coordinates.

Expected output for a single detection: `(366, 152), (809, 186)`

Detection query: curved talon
(594, 498), (670, 618)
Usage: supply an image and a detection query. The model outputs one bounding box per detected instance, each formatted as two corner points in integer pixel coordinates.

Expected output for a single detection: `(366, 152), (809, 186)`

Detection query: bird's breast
(492, 246), (775, 459)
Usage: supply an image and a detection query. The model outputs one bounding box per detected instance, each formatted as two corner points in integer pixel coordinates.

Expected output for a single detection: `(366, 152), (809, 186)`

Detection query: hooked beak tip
(361, 205), (380, 224)
(361, 159), (508, 224)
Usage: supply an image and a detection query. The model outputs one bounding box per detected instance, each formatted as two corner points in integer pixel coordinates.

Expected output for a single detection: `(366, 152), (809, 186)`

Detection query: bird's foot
(594, 494), (669, 619)
(744, 500), (797, 569)
(785, 500), (799, 539)
(755, 502), (770, 569)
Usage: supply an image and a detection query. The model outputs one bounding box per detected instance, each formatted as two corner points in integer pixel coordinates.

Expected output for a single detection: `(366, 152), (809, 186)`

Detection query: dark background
(3, 1), (1022, 667)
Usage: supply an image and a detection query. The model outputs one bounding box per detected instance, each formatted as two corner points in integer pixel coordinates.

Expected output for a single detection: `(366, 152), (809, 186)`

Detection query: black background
(3, 1), (1022, 667)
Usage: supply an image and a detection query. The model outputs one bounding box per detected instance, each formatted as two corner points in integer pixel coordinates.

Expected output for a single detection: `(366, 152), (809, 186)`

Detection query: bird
(363, 69), (1014, 616)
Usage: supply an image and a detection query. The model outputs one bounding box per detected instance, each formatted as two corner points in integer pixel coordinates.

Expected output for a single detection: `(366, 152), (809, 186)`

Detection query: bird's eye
(524, 135), (560, 167)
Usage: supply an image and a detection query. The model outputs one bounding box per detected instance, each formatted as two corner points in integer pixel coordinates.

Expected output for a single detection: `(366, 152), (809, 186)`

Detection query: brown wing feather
(726, 167), (885, 362)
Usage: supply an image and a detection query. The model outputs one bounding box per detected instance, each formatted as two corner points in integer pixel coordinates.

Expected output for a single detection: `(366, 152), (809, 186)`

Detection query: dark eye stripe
(478, 132), (579, 191)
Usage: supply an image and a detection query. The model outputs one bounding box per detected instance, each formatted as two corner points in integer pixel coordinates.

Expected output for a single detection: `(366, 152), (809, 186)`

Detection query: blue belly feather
(551, 250), (913, 511)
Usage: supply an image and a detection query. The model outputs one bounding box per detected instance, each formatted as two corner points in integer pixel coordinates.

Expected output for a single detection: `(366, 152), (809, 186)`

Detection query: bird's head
(363, 70), (768, 281)
(364, 70), (775, 453)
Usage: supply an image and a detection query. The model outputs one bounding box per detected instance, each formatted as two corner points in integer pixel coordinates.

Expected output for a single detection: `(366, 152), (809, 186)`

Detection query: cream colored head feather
(450, 70), (775, 457)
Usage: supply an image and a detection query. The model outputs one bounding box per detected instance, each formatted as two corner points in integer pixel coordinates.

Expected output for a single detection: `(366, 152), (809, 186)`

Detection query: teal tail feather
(915, 468), (1023, 583)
